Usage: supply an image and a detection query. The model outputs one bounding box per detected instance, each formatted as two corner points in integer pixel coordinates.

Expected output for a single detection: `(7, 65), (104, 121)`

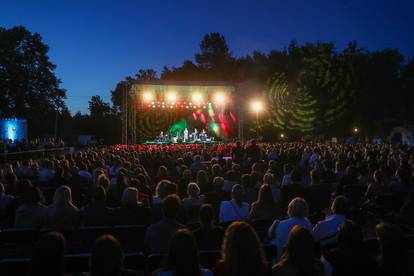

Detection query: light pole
(251, 101), (263, 138)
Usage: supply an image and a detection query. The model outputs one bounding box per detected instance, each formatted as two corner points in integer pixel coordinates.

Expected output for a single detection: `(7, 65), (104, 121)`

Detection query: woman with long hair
(89, 234), (135, 276)
(157, 229), (212, 276)
(47, 185), (79, 229)
(29, 231), (66, 276)
(272, 225), (324, 276)
(213, 221), (268, 276)
(249, 184), (281, 220)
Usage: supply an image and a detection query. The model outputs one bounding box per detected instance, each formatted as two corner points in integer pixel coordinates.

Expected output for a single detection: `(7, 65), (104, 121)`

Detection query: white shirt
(313, 214), (346, 245)
(271, 217), (313, 249)
(219, 199), (249, 223)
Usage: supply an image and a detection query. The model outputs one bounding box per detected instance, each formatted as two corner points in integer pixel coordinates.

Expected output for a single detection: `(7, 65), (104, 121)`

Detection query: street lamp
(251, 100), (264, 138)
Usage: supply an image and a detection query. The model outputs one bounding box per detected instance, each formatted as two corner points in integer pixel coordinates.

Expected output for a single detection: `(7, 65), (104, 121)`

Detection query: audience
(0, 141), (412, 275)
(192, 204), (224, 250)
(323, 220), (377, 276)
(14, 185), (47, 229)
(273, 225), (324, 276)
(268, 197), (312, 259)
(213, 221), (268, 276)
(47, 185), (79, 229)
(81, 185), (112, 226)
(29, 231), (66, 276)
(219, 184), (249, 223)
(111, 187), (149, 225)
(249, 184), (281, 220)
(145, 194), (185, 254)
(313, 195), (349, 245)
(89, 234), (137, 276)
(157, 229), (212, 276)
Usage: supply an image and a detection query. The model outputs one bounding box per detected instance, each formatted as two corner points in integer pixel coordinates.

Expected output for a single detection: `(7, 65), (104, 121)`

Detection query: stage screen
(0, 118), (28, 142)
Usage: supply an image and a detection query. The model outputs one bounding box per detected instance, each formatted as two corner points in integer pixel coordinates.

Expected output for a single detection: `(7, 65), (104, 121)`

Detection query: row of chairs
(0, 246), (278, 276)
(0, 219), (276, 259)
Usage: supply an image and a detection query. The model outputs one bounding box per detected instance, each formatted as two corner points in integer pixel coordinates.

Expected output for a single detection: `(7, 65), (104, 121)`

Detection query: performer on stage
(184, 128), (189, 142)
(194, 128), (198, 141)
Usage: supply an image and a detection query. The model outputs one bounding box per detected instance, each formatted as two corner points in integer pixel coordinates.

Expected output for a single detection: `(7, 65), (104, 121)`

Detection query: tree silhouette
(0, 26), (66, 137)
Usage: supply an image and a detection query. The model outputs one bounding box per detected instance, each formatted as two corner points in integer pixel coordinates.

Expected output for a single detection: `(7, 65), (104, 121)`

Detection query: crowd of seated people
(0, 141), (413, 275)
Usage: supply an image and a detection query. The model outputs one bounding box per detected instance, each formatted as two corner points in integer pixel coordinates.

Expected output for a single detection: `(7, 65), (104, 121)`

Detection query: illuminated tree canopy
(267, 42), (356, 133)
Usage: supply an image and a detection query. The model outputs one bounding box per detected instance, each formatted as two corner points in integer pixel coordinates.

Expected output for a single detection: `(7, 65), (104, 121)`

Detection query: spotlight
(251, 101), (264, 112)
(192, 93), (202, 103)
(143, 92), (153, 102)
(353, 127), (359, 133)
(166, 92), (177, 102)
(280, 133), (285, 138)
(214, 93), (226, 104)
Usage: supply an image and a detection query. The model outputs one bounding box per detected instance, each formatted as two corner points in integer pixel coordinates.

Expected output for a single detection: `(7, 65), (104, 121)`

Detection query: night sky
(1, 0), (413, 113)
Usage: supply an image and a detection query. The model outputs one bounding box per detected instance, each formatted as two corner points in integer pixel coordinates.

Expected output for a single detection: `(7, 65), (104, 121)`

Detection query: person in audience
(38, 159), (55, 182)
(14, 185), (47, 229)
(192, 204), (224, 250)
(241, 174), (257, 204)
(197, 170), (210, 194)
(190, 155), (207, 177)
(145, 194), (185, 254)
(272, 225), (324, 276)
(157, 229), (212, 276)
(47, 185), (79, 229)
(264, 172), (283, 202)
(111, 187), (149, 225)
(183, 182), (205, 207)
(323, 220), (377, 276)
(50, 166), (69, 187)
(81, 185), (112, 226)
(29, 231), (66, 276)
(375, 222), (409, 276)
(183, 182), (205, 223)
(364, 170), (388, 203)
(268, 197), (312, 259)
(0, 182), (13, 212)
(219, 184), (249, 223)
(213, 221), (268, 276)
(282, 164), (293, 186)
(107, 171), (129, 207)
(151, 180), (179, 222)
(89, 234), (137, 276)
(313, 195), (349, 245)
(249, 184), (281, 221)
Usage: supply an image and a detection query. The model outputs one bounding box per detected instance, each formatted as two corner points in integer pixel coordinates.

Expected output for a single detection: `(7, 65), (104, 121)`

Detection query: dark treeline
(1, 26), (413, 143)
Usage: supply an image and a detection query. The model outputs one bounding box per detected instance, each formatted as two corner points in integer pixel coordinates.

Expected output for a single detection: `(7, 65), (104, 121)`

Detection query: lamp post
(251, 101), (263, 138)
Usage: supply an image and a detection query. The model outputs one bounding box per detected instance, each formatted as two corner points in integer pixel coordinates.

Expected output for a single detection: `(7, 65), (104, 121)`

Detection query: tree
(89, 95), (112, 118)
(267, 42), (357, 134)
(0, 26), (66, 137)
(111, 69), (158, 111)
(195, 32), (233, 69)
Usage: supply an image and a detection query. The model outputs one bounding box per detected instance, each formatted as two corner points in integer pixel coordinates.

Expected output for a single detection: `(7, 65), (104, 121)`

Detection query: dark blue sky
(1, 0), (413, 113)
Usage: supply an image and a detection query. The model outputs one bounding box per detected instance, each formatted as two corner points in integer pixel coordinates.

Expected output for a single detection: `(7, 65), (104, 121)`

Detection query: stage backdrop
(130, 81), (237, 142)
(0, 118), (28, 142)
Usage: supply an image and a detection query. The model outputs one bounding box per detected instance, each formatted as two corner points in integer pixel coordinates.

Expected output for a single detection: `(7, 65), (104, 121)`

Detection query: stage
(143, 140), (220, 145)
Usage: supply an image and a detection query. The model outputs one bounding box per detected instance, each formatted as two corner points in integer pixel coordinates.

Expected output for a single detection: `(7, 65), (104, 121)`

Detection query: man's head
(162, 194), (181, 219)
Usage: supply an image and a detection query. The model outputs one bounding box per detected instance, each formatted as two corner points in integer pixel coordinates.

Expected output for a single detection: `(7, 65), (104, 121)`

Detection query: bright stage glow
(251, 100), (264, 112)
(353, 127), (359, 133)
(143, 92), (153, 102)
(214, 93), (226, 104)
(166, 92), (177, 102)
(192, 93), (202, 103)
(280, 133), (285, 138)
